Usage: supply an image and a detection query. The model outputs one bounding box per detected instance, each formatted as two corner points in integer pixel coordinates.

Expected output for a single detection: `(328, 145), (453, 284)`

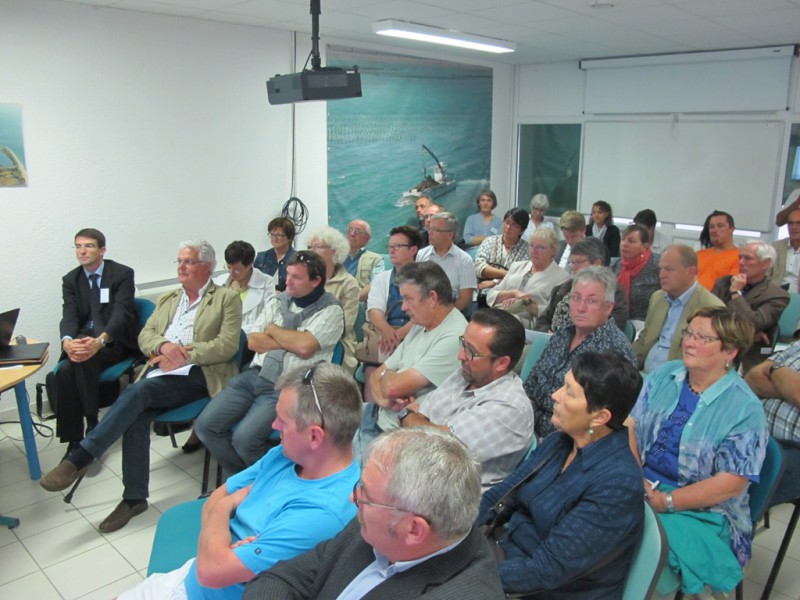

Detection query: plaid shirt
(763, 341), (800, 444)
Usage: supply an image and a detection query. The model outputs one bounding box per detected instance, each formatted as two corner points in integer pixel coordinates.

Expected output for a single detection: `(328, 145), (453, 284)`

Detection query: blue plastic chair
(519, 334), (551, 382)
(623, 502), (669, 600)
(354, 303), (367, 344)
(674, 436), (784, 600)
(147, 498), (206, 575)
(623, 320), (636, 343)
(777, 292), (800, 342)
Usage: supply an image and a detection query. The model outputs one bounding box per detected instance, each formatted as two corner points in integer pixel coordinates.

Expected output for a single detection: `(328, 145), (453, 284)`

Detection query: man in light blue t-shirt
(118, 362), (362, 600)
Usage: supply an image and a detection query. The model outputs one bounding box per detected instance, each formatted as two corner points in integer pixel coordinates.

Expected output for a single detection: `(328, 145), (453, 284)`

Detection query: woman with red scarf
(612, 224), (661, 324)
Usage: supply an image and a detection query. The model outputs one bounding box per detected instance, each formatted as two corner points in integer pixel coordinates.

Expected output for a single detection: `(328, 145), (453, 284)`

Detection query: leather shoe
(40, 460), (87, 492)
(99, 500), (148, 533)
(182, 440), (203, 454)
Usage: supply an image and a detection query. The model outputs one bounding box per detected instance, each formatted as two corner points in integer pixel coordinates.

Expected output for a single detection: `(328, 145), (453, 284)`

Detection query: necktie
(89, 273), (102, 336)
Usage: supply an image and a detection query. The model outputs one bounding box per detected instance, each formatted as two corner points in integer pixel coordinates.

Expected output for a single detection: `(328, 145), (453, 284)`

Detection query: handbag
(354, 321), (392, 365)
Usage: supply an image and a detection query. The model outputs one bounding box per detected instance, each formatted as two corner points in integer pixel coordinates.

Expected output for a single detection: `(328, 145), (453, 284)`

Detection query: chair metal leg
(735, 580), (743, 600)
(201, 448), (211, 494)
(761, 500), (800, 600)
(64, 472), (86, 504)
(167, 424), (178, 449)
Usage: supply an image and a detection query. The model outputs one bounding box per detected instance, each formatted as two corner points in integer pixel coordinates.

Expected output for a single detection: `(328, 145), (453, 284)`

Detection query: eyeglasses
(352, 481), (413, 514)
(787, 220), (800, 226)
(428, 228), (450, 234)
(387, 243), (412, 251)
(74, 243), (98, 250)
(568, 293), (603, 308)
(174, 259), (206, 267)
(302, 362), (325, 428)
(458, 336), (499, 361)
(568, 257), (590, 267)
(529, 244), (549, 252)
(347, 227), (365, 235)
(269, 232), (287, 239)
(308, 243), (331, 252)
(681, 327), (720, 345)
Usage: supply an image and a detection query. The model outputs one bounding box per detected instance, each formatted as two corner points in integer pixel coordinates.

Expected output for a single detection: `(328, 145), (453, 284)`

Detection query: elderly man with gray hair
(243, 428), (505, 599)
(416, 212), (477, 312)
(711, 239), (790, 373)
(41, 240), (242, 533)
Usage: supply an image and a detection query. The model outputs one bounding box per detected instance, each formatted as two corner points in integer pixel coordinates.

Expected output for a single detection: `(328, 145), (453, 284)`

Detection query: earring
(588, 427), (594, 436)
(724, 359), (730, 371)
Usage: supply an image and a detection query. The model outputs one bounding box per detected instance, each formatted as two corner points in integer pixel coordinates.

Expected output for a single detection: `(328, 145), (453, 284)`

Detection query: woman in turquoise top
(627, 306), (769, 596)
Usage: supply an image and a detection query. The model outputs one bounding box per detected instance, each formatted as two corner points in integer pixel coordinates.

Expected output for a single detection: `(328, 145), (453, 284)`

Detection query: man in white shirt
(771, 208), (800, 292)
(416, 212), (477, 311)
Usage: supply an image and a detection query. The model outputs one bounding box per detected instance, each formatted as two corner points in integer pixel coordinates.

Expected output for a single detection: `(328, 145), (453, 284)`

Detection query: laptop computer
(0, 308), (49, 365)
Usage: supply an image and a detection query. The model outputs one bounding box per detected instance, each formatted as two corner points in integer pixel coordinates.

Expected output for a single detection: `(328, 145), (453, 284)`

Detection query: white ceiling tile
(676, 0), (796, 17)
(470, 2), (582, 24)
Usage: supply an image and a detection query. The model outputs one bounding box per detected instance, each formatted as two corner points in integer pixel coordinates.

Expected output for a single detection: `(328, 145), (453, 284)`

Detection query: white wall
(0, 0), (321, 378)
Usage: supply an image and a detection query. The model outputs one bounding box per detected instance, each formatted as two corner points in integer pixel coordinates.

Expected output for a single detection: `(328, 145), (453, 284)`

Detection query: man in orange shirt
(696, 210), (739, 290)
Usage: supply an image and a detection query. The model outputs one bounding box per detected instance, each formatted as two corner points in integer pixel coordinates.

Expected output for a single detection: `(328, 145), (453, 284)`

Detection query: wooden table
(0, 345), (48, 481)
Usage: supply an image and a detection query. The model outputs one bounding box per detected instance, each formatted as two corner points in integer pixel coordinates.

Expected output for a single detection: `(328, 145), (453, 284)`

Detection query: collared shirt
(83, 260), (105, 286)
(416, 243), (477, 299)
(632, 361), (768, 566)
(163, 278), (211, 347)
(335, 536), (464, 600)
(524, 319), (636, 438)
(249, 295), (344, 371)
(473, 235), (528, 279)
(763, 341), (800, 444)
(343, 248), (366, 277)
(783, 246), (800, 293)
(644, 282), (698, 373)
(419, 370), (534, 489)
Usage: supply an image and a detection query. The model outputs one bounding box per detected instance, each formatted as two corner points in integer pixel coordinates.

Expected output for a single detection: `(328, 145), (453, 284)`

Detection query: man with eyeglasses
(243, 428), (505, 599)
(633, 245), (723, 373)
(416, 212), (477, 312)
(196, 251), (345, 477)
(41, 240), (242, 533)
(771, 207), (800, 293)
(398, 309), (534, 490)
(117, 363), (362, 600)
(342, 219), (385, 302)
(54, 228), (139, 458)
(534, 237), (629, 334)
(524, 266), (635, 438)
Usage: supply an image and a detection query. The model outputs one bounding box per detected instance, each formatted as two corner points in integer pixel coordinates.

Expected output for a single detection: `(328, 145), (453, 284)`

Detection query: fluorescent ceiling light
(372, 20), (516, 54)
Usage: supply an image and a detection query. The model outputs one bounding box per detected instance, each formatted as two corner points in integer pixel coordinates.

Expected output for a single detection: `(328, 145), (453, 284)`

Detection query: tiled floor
(0, 410), (207, 600)
(0, 410), (799, 599)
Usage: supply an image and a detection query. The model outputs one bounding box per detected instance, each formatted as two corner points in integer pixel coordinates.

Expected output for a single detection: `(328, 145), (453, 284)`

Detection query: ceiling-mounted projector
(267, 0), (362, 105)
(267, 66), (361, 105)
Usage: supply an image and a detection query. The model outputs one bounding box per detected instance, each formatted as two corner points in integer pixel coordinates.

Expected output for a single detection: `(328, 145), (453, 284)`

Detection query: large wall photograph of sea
(0, 103), (28, 187)
(328, 47), (493, 252)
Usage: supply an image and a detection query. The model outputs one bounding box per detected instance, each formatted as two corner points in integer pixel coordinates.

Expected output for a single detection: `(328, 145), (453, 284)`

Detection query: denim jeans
(194, 368), (279, 476)
(352, 403), (384, 466)
(80, 367), (208, 500)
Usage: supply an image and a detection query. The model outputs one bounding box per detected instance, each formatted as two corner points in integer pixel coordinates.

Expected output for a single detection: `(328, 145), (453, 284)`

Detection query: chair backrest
(520, 334), (551, 381)
(749, 436), (785, 524)
(622, 501), (669, 600)
(331, 341), (345, 365)
(623, 320), (636, 342)
(778, 292), (800, 341)
(133, 297), (156, 328)
(379, 254), (391, 270)
(147, 498), (206, 575)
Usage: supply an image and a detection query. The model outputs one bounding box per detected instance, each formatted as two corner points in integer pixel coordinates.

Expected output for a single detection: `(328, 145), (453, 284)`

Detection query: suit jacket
(59, 259), (139, 353)
(585, 223), (621, 258)
(711, 276), (790, 372)
(242, 520), (505, 600)
(632, 283), (724, 367)
(770, 238), (800, 288)
(138, 280), (242, 396)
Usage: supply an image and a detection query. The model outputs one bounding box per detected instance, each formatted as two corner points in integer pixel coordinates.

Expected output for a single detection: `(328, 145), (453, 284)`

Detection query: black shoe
(62, 441), (81, 461)
(98, 500), (148, 533)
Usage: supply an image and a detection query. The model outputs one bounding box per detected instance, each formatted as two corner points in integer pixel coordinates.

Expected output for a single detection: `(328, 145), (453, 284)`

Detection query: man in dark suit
(712, 239), (790, 373)
(242, 428), (504, 600)
(56, 228), (139, 451)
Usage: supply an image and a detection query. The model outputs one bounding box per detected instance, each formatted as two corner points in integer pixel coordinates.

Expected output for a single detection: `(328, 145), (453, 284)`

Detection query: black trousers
(55, 342), (132, 443)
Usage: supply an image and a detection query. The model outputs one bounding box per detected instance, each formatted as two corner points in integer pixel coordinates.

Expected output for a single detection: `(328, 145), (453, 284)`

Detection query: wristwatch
(398, 408), (411, 421)
(769, 362), (785, 377)
(665, 492), (675, 513)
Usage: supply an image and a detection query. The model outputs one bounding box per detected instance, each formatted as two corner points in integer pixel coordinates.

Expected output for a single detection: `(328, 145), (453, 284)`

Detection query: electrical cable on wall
(282, 196), (309, 235)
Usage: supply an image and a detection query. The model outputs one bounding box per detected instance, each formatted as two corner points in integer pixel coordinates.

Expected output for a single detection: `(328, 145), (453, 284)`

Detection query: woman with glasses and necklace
(254, 217), (296, 292)
(626, 306), (768, 597)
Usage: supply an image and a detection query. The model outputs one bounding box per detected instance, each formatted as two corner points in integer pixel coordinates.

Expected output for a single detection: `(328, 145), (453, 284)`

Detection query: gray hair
(367, 428), (481, 541)
(179, 240), (216, 271)
(308, 226), (350, 265)
(572, 265), (616, 303)
(350, 219), (372, 237)
(571, 237), (607, 265)
(395, 262), (453, 307)
(429, 212), (459, 233)
(744, 239), (776, 265)
(664, 244), (698, 269)
(275, 362), (362, 447)
(530, 193), (549, 212)
(529, 227), (559, 255)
